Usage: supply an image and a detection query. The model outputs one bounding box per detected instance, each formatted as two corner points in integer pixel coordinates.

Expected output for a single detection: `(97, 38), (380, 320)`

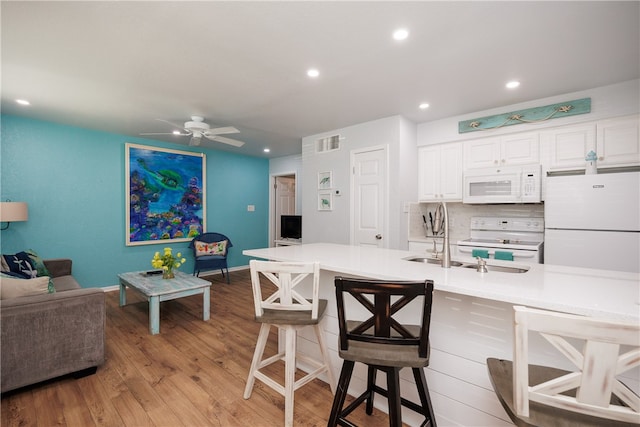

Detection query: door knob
(375, 234), (382, 240)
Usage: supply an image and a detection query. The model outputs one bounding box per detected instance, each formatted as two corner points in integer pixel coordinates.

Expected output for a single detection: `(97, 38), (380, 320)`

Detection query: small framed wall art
(318, 191), (333, 211)
(318, 171), (332, 190)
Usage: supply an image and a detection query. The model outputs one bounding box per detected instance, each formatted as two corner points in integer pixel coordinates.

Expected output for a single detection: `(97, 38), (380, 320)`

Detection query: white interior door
(275, 176), (296, 239)
(351, 146), (387, 247)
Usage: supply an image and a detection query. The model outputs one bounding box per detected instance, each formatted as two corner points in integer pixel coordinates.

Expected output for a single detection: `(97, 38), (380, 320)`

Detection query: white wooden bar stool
(487, 306), (640, 427)
(243, 260), (336, 427)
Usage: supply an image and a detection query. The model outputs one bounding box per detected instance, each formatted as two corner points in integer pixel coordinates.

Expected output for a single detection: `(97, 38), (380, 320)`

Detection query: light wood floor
(1, 269), (393, 427)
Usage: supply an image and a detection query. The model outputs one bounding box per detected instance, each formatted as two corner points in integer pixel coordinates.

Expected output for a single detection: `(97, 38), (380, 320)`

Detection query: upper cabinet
(418, 143), (463, 202)
(540, 115), (639, 171)
(596, 115), (640, 167)
(463, 132), (539, 169)
(540, 123), (596, 170)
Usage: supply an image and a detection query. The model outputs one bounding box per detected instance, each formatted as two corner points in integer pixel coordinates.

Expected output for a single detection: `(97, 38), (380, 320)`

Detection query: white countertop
(243, 243), (640, 322)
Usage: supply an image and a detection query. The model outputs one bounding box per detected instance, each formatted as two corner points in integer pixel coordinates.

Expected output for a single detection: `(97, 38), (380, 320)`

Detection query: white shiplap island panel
(243, 243), (640, 426)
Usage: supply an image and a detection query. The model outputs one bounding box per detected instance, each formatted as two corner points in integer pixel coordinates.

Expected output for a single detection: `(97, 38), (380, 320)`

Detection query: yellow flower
(150, 247), (185, 273)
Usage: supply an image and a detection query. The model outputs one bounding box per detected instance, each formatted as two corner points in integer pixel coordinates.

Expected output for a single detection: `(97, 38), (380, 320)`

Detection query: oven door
(458, 245), (541, 263)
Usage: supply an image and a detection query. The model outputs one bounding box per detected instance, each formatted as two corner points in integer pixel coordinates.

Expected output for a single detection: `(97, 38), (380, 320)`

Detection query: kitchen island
(243, 243), (640, 426)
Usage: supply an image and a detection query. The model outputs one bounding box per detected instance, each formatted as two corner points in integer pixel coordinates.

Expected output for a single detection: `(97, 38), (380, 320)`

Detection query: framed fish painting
(125, 143), (206, 246)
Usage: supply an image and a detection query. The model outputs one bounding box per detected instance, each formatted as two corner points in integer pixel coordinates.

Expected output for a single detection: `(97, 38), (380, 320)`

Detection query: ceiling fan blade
(205, 126), (239, 136)
(206, 135), (245, 147)
(140, 132), (191, 136)
(156, 118), (185, 129)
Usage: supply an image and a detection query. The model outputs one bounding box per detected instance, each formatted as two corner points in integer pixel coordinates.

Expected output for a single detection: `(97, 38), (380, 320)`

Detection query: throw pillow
(24, 249), (55, 293)
(195, 240), (228, 256)
(0, 274), (50, 300)
(1, 251), (37, 279)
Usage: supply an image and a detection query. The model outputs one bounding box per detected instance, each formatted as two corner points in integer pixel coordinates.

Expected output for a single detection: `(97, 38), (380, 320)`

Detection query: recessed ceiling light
(172, 130), (181, 135)
(263, 148), (271, 153)
(506, 80), (520, 89)
(16, 99), (30, 106)
(419, 103), (430, 110)
(307, 69), (320, 78)
(393, 28), (409, 41)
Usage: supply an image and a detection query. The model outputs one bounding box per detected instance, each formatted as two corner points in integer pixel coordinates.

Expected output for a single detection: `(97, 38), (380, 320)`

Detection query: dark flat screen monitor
(281, 215), (302, 239)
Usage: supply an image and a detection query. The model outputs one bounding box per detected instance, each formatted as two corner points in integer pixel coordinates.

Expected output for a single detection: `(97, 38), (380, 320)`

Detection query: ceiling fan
(141, 116), (245, 147)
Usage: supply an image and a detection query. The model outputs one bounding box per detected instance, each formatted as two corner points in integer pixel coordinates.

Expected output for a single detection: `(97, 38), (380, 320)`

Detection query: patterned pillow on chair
(195, 240), (228, 257)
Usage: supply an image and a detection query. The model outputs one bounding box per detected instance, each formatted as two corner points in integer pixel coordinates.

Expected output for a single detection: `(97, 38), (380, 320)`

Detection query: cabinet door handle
(375, 234), (382, 240)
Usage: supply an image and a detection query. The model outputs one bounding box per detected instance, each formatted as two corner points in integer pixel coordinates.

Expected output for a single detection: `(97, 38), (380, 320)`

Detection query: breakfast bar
(244, 243), (640, 426)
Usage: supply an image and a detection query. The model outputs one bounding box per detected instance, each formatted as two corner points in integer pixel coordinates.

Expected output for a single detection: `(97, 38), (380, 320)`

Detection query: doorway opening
(270, 173), (297, 246)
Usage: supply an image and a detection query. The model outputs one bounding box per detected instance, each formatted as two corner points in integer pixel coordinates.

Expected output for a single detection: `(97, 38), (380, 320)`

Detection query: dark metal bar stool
(328, 276), (437, 427)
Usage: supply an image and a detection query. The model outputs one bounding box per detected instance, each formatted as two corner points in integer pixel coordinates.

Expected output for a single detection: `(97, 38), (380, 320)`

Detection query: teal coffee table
(118, 270), (212, 335)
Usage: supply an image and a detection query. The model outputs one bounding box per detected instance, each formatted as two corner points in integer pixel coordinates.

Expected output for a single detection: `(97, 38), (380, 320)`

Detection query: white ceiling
(2, 1), (638, 158)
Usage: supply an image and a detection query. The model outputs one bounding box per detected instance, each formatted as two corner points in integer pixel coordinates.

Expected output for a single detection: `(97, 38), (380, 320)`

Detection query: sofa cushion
(25, 249), (55, 293)
(0, 275), (51, 300)
(1, 252), (37, 279)
(52, 275), (81, 292)
(2, 250), (56, 293)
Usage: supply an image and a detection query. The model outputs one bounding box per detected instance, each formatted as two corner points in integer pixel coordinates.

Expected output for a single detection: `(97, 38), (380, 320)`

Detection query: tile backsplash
(409, 202), (544, 242)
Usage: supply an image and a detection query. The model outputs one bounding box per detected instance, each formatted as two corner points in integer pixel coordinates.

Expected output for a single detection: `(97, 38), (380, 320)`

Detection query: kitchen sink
(403, 256), (464, 267)
(403, 256), (528, 273)
(461, 264), (530, 274)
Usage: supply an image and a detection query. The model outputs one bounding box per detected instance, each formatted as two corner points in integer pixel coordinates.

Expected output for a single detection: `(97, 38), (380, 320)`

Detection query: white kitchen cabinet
(418, 143), (463, 202)
(540, 123), (597, 170)
(596, 114), (640, 167)
(464, 132), (539, 169)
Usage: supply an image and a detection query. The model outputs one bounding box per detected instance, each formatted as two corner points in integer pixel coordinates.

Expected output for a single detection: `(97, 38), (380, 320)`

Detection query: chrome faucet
(432, 202), (451, 268)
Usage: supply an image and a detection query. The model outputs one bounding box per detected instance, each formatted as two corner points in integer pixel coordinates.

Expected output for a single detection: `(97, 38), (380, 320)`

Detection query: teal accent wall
(0, 115), (269, 287)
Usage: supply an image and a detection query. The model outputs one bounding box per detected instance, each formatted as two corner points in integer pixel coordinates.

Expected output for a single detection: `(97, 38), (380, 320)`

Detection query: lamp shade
(0, 202), (28, 222)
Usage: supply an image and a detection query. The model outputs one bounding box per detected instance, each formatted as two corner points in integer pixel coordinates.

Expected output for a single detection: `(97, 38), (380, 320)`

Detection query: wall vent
(316, 134), (341, 153)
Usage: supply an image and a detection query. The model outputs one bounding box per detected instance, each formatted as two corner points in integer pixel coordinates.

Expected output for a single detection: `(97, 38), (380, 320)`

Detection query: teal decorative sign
(459, 98), (591, 133)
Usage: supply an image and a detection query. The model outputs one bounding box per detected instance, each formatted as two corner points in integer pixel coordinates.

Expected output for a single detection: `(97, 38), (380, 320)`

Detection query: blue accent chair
(189, 232), (233, 283)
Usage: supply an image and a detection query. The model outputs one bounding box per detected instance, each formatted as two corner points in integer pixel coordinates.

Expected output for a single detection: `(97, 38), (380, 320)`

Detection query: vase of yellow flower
(151, 247), (186, 279)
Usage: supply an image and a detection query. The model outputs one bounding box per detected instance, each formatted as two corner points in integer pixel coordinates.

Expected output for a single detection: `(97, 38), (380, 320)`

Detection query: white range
(457, 216), (544, 264)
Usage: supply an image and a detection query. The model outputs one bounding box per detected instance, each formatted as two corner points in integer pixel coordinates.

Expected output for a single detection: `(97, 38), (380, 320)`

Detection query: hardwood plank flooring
(1, 269), (394, 426)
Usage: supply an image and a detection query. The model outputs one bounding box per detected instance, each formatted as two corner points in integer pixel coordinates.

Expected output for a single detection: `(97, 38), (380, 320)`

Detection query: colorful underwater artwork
(125, 143), (206, 246)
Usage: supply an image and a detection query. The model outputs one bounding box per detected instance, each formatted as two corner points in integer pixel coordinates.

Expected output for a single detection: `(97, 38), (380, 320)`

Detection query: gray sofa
(0, 259), (105, 393)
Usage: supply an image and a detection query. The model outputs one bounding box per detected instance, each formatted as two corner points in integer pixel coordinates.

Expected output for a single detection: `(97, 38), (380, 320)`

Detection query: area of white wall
(301, 116), (412, 246)
(417, 79), (640, 146)
(395, 116), (418, 249)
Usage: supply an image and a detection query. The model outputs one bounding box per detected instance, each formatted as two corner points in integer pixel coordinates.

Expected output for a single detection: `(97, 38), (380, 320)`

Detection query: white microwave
(463, 165), (541, 204)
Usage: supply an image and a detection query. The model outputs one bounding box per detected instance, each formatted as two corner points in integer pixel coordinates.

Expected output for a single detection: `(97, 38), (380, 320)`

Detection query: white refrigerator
(544, 171), (640, 273)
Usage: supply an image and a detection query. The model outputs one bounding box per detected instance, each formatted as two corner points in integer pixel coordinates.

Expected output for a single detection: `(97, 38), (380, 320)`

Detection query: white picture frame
(318, 191), (333, 211)
(318, 171), (332, 190)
